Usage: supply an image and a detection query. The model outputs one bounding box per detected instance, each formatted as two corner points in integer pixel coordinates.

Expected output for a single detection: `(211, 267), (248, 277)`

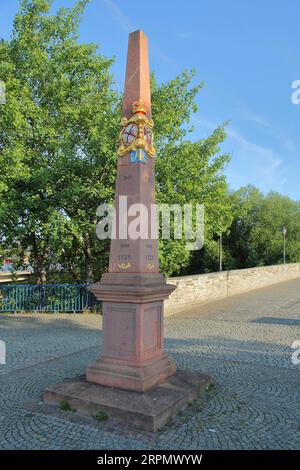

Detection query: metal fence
(0, 284), (100, 313)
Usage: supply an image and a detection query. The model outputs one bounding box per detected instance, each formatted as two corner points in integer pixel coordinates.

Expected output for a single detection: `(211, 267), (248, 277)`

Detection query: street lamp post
(282, 227), (287, 264)
(219, 234), (223, 272)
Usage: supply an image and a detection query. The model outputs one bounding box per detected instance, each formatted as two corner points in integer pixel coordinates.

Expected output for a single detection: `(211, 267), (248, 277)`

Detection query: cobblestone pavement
(0, 279), (299, 450)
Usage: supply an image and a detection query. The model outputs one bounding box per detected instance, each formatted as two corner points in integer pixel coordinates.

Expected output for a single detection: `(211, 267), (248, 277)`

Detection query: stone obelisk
(86, 30), (176, 392)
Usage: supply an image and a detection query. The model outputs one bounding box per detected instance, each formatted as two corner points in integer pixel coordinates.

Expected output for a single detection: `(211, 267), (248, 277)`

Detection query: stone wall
(0, 271), (31, 284)
(165, 263), (300, 315)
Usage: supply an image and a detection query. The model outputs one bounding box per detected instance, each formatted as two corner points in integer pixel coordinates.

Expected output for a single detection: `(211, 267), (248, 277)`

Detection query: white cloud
(103, 0), (135, 32)
(284, 139), (296, 152)
(234, 102), (296, 154)
(226, 127), (286, 191)
(237, 104), (271, 128)
(193, 116), (286, 192)
(102, 0), (177, 68)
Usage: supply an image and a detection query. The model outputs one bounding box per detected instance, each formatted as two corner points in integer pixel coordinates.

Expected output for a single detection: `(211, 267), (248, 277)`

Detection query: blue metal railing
(0, 284), (100, 313)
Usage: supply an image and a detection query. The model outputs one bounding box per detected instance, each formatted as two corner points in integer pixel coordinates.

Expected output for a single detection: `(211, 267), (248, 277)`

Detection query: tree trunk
(31, 233), (47, 284)
(83, 234), (94, 283)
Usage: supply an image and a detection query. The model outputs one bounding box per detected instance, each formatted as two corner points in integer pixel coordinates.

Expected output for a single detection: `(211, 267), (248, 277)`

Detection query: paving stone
(0, 278), (299, 449)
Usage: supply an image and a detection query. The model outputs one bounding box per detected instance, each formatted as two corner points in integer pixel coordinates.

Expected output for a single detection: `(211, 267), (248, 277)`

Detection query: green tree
(225, 186), (300, 268)
(151, 71), (232, 275)
(0, 0), (117, 282)
(249, 191), (300, 265)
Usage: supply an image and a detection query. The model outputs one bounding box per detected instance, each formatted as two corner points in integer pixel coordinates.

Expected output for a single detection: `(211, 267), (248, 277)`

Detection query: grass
(95, 411), (108, 422)
(59, 399), (76, 413)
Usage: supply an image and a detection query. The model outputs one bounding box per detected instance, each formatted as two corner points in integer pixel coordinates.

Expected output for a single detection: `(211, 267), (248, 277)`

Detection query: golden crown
(132, 99), (147, 115)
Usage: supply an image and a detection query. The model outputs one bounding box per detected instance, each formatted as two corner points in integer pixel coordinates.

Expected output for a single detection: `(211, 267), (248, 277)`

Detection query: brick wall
(165, 263), (300, 316)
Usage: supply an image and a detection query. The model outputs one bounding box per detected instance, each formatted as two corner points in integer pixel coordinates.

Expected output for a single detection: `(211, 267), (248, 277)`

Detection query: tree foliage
(0, 0), (118, 282)
(224, 186), (300, 268)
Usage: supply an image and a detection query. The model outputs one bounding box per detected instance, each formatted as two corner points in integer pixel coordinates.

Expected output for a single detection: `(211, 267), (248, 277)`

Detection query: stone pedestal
(87, 273), (176, 391)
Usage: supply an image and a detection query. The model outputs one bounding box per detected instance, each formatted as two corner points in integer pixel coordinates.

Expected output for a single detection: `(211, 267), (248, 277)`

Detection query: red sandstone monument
(86, 30), (176, 392)
(44, 30), (212, 431)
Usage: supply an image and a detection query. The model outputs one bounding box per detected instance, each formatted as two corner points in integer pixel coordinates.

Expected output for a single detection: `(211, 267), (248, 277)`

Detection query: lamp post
(219, 234), (223, 272)
(282, 227), (287, 264)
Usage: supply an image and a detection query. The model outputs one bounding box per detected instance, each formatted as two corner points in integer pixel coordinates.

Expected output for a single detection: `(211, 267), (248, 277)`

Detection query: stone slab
(43, 370), (213, 431)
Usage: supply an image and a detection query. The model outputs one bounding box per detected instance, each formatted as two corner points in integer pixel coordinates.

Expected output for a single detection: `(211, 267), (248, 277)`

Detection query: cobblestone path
(0, 278), (299, 449)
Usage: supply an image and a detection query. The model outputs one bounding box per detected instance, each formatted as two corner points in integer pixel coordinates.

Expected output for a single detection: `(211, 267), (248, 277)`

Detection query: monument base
(86, 353), (176, 392)
(43, 370), (213, 431)
(87, 274), (177, 393)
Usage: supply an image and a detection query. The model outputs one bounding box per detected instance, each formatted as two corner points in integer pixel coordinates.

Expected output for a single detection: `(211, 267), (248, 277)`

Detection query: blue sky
(1, 0), (299, 200)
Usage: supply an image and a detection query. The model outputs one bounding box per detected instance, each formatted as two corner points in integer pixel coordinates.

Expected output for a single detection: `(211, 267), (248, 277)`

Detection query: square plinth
(43, 370), (213, 431)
